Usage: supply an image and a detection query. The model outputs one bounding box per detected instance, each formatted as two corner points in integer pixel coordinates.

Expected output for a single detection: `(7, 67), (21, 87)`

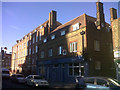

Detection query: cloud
(9, 25), (20, 30)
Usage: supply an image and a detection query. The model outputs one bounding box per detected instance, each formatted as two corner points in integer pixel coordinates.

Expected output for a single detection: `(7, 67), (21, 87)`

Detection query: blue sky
(2, 2), (118, 52)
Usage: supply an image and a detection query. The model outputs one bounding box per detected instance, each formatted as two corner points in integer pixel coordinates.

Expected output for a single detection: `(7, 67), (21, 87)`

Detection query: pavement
(49, 82), (76, 88)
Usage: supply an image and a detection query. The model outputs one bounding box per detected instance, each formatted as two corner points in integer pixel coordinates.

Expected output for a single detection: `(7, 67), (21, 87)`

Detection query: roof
(51, 13), (86, 33)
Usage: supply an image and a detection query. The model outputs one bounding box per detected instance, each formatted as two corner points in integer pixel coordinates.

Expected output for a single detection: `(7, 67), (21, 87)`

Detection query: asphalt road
(2, 79), (75, 90)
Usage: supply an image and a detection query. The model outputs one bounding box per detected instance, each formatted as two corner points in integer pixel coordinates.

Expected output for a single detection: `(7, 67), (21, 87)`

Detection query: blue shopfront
(37, 56), (89, 83)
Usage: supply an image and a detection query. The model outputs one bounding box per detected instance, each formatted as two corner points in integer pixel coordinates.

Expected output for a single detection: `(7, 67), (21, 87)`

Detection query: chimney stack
(49, 10), (57, 32)
(96, 1), (105, 29)
(110, 8), (117, 22)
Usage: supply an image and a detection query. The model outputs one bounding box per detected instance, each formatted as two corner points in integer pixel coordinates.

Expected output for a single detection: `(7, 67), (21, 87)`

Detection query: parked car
(25, 75), (49, 87)
(10, 74), (25, 83)
(75, 77), (120, 89)
(2, 68), (10, 79)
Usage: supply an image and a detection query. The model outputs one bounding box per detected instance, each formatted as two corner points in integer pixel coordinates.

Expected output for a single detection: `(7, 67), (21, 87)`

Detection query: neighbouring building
(11, 11), (61, 75)
(36, 1), (116, 83)
(110, 8), (120, 80)
(1, 47), (12, 70)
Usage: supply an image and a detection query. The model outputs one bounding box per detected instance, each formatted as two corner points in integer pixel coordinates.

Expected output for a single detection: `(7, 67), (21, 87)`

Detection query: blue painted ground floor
(37, 56), (89, 83)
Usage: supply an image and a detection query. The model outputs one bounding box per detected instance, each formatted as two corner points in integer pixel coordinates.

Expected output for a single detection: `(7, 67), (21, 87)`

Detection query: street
(2, 79), (75, 90)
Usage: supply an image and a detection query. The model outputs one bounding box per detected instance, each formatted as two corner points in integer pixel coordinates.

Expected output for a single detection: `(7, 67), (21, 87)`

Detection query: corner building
(37, 2), (116, 83)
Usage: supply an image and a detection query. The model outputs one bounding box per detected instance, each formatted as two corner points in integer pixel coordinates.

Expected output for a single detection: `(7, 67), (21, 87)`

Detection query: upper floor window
(40, 25), (43, 29)
(58, 46), (62, 55)
(33, 36), (35, 44)
(48, 48), (52, 57)
(36, 35), (38, 42)
(70, 42), (77, 52)
(39, 32), (41, 40)
(61, 31), (65, 36)
(72, 23), (79, 31)
(51, 35), (55, 40)
(29, 48), (31, 55)
(32, 47), (34, 54)
(94, 40), (100, 51)
(36, 46), (38, 53)
(40, 51), (44, 58)
(43, 38), (47, 43)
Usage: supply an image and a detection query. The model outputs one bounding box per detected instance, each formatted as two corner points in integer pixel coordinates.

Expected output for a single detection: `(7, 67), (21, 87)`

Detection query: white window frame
(70, 42), (77, 53)
(33, 36), (35, 44)
(94, 40), (100, 51)
(40, 51), (44, 58)
(36, 35), (38, 42)
(68, 63), (81, 76)
(39, 32), (41, 40)
(95, 61), (101, 70)
(32, 47), (34, 54)
(43, 38), (47, 43)
(36, 46), (38, 53)
(58, 46), (62, 55)
(72, 23), (79, 31)
(48, 49), (52, 57)
(29, 48), (31, 55)
(51, 35), (55, 40)
(61, 31), (65, 36)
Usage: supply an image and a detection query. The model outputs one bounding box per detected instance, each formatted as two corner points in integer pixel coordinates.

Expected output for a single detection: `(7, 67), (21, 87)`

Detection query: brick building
(11, 1), (116, 82)
(36, 1), (116, 83)
(11, 11), (61, 74)
(110, 8), (120, 80)
(1, 47), (12, 70)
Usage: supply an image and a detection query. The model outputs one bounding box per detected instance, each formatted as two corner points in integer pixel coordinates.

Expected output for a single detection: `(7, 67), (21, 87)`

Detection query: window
(101, 23), (104, 27)
(30, 40), (31, 45)
(48, 48), (52, 57)
(36, 35), (38, 42)
(29, 48), (31, 55)
(33, 36), (35, 44)
(95, 61), (101, 70)
(39, 32), (41, 40)
(68, 63), (81, 76)
(94, 40), (100, 51)
(24, 50), (25, 56)
(43, 38), (47, 43)
(106, 27), (110, 32)
(51, 35), (55, 40)
(97, 79), (109, 87)
(72, 23), (79, 31)
(86, 78), (95, 84)
(28, 57), (30, 65)
(32, 47), (34, 54)
(36, 46), (38, 53)
(58, 46), (62, 55)
(32, 58), (34, 64)
(40, 25), (43, 29)
(40, 51), (44, 58)
(61, 31), (65, 36)
(24, 43), (26, 48)
(70, 42), (77, 52)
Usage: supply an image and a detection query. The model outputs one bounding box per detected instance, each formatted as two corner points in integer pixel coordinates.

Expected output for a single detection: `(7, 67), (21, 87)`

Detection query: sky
(2, 1), (119, 52)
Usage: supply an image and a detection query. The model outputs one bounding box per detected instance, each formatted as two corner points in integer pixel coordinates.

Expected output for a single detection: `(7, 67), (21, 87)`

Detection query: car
(75, 76), (120, 89)
(25, 75), (49, 87)
(10, 74), (25, 83)
(2, 68), (10, 79)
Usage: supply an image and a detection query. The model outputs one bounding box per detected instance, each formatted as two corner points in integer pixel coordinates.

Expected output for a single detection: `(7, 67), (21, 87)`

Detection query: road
(2, 79), (75, 90)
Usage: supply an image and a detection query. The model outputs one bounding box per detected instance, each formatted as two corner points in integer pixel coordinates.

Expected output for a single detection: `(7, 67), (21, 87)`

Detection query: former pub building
(11, 1), (116, 83)
(36, 1), (116, 83)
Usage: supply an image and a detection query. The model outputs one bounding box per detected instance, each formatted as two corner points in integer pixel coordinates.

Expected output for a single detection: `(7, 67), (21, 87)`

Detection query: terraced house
(11, 1), (116, 83)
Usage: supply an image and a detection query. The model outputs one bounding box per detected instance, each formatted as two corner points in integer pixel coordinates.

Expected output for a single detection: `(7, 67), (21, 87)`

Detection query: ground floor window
(39, 65), (45, 75)
(68, 63), (84, 76)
